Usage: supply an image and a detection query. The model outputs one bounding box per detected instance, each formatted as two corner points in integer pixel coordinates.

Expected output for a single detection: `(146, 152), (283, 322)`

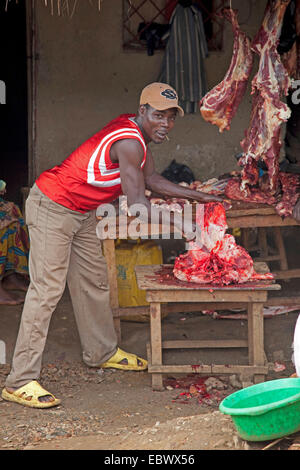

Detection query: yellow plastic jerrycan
(115, 239), (163, 308)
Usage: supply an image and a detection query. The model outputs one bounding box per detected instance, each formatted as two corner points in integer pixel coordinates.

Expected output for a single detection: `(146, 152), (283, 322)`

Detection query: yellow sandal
(1, 380), (61, 408)
(100, 348), (148, 371)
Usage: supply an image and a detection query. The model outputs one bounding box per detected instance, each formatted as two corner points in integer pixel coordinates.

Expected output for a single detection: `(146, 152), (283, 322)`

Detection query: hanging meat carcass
(199, 8), (254, 132)
(275, 172), (300, 215)
(225, 171), (300, 217)
(173, 203), (274, 286)
(238, 0), (291, 197)
(281, 0), (300, 80)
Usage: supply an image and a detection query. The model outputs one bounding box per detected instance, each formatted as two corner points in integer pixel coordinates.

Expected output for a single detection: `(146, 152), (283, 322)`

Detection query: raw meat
(239, 0), (291, 196)
(252, 0), (291, 60)
(275, 172), (300, 216)
(147, 178), (230, 213)
(174, 233), (255, 285)
(239, 91), (290, 195)
(199, 8), (253, 132)
(225, 177), (278, 206)
(150, 197), (190, 213)
(173, 203), (273, 286)
(189, 178), (229, 195)
(225, 172), (300, 217)
(192, 202), (228, 251)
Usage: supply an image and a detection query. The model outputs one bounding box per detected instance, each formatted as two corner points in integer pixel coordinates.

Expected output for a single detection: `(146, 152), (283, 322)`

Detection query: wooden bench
(135, 263), (281, 391)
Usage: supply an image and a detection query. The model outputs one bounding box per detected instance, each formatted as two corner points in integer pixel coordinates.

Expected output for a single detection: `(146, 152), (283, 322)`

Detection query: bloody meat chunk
(173, 203), (273, 286)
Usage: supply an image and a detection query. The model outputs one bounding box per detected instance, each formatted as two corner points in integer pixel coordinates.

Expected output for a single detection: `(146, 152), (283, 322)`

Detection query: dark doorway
(0, 1), (28, 208)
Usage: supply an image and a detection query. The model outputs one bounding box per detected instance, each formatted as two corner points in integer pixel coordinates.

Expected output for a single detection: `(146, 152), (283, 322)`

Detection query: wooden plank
(148, 364), (213, 374)
(162, 339), (248, 349)
(273, 269), (300, 279)
(253, 255), (283, 262)
(146, 290), (269, 303)
(135, 265), (280, 293)
(102, 239), (121, 341)
(100, 208), (300, 238)
(227, 203), (276, 217)
(211, 364), (268, 375)
(227, 214), (300, 228)
(115, 302), (249, 319)
(147, 363), (268, 375)
(114, 296), (300, 318)
(162, 302), (248, 313)
(265, 296), (300, 306)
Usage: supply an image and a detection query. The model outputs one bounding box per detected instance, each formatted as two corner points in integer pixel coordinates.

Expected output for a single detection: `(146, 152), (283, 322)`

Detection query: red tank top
(36, 114), (147, 213)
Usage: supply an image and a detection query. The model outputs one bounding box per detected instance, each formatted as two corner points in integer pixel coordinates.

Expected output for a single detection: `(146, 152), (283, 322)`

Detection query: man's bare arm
(112, 139), (195, 237)
(143, 148), (223, 203)
(114, 139), (151, 209)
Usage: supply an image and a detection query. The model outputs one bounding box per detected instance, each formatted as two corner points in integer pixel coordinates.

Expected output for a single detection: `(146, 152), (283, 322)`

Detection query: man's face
(139, 105), (177, 144)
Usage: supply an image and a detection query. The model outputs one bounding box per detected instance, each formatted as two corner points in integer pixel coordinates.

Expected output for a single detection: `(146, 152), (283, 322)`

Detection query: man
(2, 82), (222, 408)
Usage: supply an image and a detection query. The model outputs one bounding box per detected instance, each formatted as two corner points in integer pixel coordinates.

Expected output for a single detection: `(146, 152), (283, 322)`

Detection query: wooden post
(248, 302), (265, 383)
(102, 239), (121, 342)
(274, 227), (288, 271)
(258, 228), (268, 259)
(150, 302), (164, 391)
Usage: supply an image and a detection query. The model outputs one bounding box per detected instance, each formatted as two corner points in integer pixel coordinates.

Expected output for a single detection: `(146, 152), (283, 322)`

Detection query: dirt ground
(1, 230), (300, 452)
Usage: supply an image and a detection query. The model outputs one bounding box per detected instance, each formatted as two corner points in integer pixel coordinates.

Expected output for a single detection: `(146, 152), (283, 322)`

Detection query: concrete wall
(33, 0), (267, 182)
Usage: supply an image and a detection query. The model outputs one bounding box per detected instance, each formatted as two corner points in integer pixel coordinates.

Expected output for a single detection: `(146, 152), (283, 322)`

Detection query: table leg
(102, 239), (121, 342)
(150, 302), (164, 391)
(258, 228), (268, 259)
(274, 227), (288, 271)
(248, 302), (265, 383)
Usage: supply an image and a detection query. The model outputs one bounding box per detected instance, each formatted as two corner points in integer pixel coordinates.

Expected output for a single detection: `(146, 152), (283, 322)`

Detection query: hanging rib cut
(199, 8), (253, 132)
(239, 0), (291, 196)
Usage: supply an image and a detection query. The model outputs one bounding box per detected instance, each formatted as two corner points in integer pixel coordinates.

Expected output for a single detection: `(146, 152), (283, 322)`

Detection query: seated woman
(0, 180), (30, 305)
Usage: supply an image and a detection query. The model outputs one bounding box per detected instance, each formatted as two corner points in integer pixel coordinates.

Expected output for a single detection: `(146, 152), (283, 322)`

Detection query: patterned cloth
(0, 198), (29, 280)
(158, 4), (208, 114)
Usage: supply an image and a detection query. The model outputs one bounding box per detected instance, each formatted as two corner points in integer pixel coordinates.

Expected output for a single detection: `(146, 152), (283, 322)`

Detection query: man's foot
(2, 273), (29, 292)
(0, 284), (24, 305)
(4, 387), (55, 403)
(99, 348), (148, 371)
(2, 381), (61, 408)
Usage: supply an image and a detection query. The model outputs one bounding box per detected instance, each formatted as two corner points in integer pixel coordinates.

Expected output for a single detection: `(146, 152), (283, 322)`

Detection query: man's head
(137, 82), (184, 144)
(139, 82), (184, 117)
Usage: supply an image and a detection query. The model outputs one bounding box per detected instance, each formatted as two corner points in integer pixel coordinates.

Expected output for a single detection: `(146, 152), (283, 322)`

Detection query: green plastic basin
(219, 378), (300, 441)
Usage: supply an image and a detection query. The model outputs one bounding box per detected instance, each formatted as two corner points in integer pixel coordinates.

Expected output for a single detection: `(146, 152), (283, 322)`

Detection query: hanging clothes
(158, 3), (208, 114)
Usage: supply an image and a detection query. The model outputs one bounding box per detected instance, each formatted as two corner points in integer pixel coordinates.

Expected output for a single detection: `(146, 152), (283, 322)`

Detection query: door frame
(26, 0), (37, 187)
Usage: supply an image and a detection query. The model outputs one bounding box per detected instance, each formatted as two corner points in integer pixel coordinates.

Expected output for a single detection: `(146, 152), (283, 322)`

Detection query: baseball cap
(140, 82), (184, 117)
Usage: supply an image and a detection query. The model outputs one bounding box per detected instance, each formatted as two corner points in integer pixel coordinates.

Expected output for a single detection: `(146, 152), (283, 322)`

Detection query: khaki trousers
(5, 185), (117, 389)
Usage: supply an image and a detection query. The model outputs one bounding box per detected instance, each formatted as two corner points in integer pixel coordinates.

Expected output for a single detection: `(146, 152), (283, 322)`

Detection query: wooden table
(135, 263), (281, 390)
(225, 201), (300, 280)
(99, 200), (300, 340)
